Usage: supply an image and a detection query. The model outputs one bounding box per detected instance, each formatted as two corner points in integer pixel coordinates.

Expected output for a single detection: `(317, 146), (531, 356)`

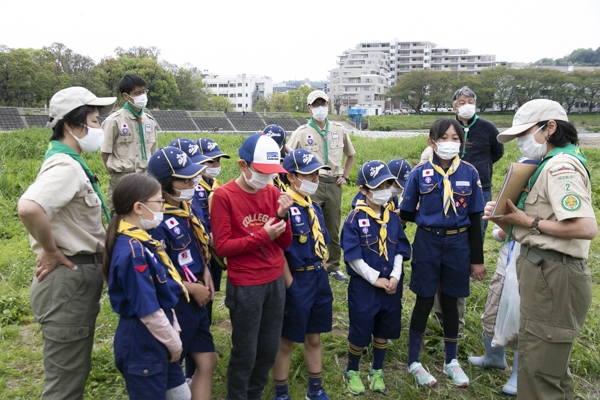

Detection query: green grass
(1, 129), (599, 399)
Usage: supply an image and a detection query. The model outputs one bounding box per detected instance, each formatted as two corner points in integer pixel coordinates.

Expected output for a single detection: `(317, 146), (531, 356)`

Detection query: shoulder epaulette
(128, 238), (146, 259)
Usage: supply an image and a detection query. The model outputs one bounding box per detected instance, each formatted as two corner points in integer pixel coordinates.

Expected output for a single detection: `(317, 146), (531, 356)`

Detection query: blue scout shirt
(108, 235), (181, 318)
(400, 158), (485, 229)
(192, 180), (211, 232)
(341, 208), (411, 278)
(285, 201), (330, 269)
(149, 202), (209, 280)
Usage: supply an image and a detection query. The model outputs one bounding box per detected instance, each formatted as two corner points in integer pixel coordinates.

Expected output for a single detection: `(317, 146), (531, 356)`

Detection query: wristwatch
(342, 175), (349, 181)
(530, 217), (542, 235)
(277, 212), (289, 221)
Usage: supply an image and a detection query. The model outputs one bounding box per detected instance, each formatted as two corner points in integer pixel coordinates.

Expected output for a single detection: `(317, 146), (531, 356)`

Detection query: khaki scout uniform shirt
(20, 154), (105, 256)
(288, 120), (356, 177)
(514, 153), (595, 259)
(101, 108), (158, 173)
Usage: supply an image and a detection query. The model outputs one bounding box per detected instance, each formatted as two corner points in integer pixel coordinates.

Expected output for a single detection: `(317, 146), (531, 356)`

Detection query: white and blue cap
(283, 149), (331, 175)
(387, 158), (413, 188)
(262, 125), (286, 150)
(358, 160), (398, 189)
(197, 138), (230, 159)
(169, 138), (213, 164)
(238, 133), (287, 174)
(147, 147), (205, 180)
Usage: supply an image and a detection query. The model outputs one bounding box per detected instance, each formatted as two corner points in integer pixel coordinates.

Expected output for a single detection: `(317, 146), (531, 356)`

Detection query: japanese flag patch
(165, 217), (179, 229)
(358, 219), (370, 227)
(423, 169), (434, 177)
(290, 207), (301, 216)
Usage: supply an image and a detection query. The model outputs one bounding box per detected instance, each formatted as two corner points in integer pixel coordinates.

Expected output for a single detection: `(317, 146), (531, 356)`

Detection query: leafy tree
(287, 86), (313, 113)
(164, 63), (211, 110)
(269, 93), (288, 112)
(387, 70), (431, 114)
(252, 97), (269, 112)
(209, 95), (232, 111)
(481, 67), (518, 111)
(0, 48), (37, 106)
(574, 70), (600, 112)
(427, 71), (454, 109)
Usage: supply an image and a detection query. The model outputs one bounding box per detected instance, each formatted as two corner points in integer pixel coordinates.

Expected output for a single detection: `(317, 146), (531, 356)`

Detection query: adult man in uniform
(288, 90), (355, 282)
(101, 74), (158, 214)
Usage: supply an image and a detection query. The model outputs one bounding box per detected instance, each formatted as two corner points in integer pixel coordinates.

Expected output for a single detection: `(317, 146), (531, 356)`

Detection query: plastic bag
(492, 241), (520, 349)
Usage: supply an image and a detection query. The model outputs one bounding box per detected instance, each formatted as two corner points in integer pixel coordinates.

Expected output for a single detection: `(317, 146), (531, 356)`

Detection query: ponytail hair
(102, 173), (161, 281)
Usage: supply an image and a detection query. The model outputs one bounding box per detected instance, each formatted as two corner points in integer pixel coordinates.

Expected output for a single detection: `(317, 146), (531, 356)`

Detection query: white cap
(48, 87), (116, 128)
(307, 90), (329, 105)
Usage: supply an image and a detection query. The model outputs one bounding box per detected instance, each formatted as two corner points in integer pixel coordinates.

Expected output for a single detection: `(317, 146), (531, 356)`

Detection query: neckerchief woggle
(354, 200), (391, 261)
(287, 188), (327, 260)
(123, 102), (147, 161)
(429, 154), (461, 216)
(307, 118), (330, 164)
(44, 141), (111, 222)
(117, 219), (189, 301)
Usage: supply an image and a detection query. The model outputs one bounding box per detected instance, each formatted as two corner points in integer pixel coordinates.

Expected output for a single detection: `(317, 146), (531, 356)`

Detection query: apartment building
(201, 72), (274, 112)
(329, 40), (507, 114)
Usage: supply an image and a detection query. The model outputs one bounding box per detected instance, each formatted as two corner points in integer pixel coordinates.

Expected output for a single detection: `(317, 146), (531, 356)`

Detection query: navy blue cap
(262, 125), (286, 150)
(282, 149), (331, 174)
(387, 158), (412, 188)
(197, 138), (230, 159)
(358, 160), (397, 189)
(147, 147), (205, 180)
(168, 138), (213, 164)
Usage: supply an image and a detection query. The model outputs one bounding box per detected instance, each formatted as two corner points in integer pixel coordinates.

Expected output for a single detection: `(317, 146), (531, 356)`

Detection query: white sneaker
(443, 359), (469, 387)
(329, 271), (348, 282)
(408, 362), (437, 387)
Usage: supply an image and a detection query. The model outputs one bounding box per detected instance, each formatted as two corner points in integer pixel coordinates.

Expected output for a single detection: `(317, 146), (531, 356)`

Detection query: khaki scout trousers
(516, 249), (592, 400)
(311, 179), (342, 274)
(30, 262), (104, 400)
(106, 171), (130, 216)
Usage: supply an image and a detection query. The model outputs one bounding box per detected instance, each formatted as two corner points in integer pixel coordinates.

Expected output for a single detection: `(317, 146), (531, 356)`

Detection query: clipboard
(490, 162), (538, 217)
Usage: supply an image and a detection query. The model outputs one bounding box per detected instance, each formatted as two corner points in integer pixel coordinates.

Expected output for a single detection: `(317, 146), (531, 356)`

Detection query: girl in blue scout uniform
(147, 147), (216, 400)
(271, 149), (333, 400)
(400, 118), (486, 388)
(263, 125), (288, 191)
(341, 160), (411, 395)
(103, 173), (191, 400)
(351, 158), (412, 214)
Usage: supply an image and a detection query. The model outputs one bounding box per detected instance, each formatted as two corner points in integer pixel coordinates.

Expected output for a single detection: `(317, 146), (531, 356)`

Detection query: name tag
(456, 181), (470, 187)
(331, 131), (339, 139)
(145, 124), (152, 133)
(178, 249), (194, 266)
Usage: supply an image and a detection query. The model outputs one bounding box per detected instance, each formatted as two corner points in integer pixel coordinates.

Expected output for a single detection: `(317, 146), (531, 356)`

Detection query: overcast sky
(2, 0), (598, 83)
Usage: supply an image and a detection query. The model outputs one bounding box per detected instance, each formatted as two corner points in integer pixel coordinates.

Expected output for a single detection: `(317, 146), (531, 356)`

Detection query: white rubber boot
(502, 351), (518, 396)
(468, 334), (507, 370)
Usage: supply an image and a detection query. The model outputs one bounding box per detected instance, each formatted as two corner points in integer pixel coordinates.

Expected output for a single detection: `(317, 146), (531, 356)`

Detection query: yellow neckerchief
(163, 202), (211, 265)
(356, 198), (395, 212)
(198, 177), (221, 210)
(428, 154), (461, 216)
(117, 219), (189, 301)
(287, 188), (327, 260)
(270, 175), (288, 191)
(355, 200), (390, 261)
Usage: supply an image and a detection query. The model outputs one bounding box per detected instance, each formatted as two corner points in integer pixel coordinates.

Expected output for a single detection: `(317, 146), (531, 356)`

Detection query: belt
(422, 226), (468, 236)
(66, 253), (103, 265)
(520, 245), (581, 265)
(294, 260), (324, 272)
(319, 176), (338, 183)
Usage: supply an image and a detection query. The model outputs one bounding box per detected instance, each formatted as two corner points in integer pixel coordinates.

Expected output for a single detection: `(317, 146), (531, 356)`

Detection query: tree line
(386, 67), (600, 114)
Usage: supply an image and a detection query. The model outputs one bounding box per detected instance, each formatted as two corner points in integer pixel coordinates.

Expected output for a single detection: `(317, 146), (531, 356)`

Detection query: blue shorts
(114, 316), (185, 399)
(348, 275), (403, 347)
(176, 293), (215, 356)
(410, 227), (471, 298)
(282, 263), (333, 343)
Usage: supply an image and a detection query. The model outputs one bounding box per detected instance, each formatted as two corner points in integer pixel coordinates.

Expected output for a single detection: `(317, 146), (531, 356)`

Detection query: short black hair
(429, 118), (467, 157)
(118, 74), (147, 95)
(50, 105), (97, 141)
(536, 120), (579, 147)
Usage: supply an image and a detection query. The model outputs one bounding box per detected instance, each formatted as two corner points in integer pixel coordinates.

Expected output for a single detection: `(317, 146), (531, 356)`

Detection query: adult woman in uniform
(18, 87), (115, 399)
(484, 99), (597, 400)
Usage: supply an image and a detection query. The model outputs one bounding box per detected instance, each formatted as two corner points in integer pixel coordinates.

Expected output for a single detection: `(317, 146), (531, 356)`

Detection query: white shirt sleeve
(347, 259), (380, 285)
(492, 223), (504, 243)
(390, 254), (404, 281)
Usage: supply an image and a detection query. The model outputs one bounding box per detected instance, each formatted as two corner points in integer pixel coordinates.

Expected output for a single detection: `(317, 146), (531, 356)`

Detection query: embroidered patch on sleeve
(550, 163), (576, 176)
(134, 264), (148, 273)
(561, 194), (581, 211)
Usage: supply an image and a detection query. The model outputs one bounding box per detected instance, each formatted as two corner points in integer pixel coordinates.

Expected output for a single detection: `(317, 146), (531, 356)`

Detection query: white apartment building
(201, 72), (274, 112)
(330, 40), (507, 114)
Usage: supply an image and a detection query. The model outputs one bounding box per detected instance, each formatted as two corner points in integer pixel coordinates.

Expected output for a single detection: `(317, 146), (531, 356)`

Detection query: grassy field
(0, 129), (599, 399)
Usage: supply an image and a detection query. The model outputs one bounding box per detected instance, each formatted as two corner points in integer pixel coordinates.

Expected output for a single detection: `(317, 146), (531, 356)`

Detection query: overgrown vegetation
(0, 129), (599, 399)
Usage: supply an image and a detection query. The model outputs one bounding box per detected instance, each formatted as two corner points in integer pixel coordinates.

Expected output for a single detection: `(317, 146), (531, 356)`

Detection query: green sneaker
(368, 369), (385, 392)
(344, 370), (365, 395)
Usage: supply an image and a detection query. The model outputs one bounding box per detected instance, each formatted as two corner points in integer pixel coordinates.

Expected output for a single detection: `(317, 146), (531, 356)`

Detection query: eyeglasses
(129, 89), (148, 97)
(310, 101), (327, 108)
(145, 199), (165, 207)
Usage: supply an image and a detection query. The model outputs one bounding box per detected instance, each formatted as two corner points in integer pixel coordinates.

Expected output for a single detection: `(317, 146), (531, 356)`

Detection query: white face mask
(311, 106), (328, 122)
(433, 141), (461, 160)
(390, 186), (403, 197)
(204, 166), (221, 178)
(168, 188), (195, 202)
(139, 203), (163, 230)
(129, 93), (148, 109)
(70, 125), (104, 153)
(518, 125), (547, 159)
(457, 103), (476, 119)
(243, 166), (271, 190)
(295, 176), (319, 196)
(369, 188), (392, 206)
